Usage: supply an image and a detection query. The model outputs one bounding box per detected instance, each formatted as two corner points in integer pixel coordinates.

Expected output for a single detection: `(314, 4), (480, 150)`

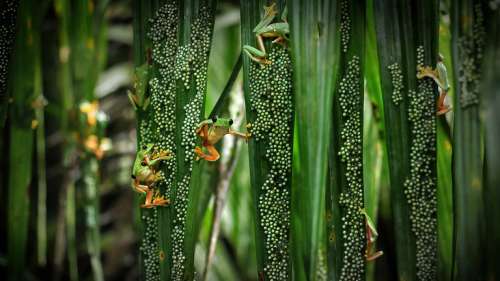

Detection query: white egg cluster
(316, 249), (327, 281)
(404, 46), (437, 281)
(139, 4), (181, 279)
(249, 46), (293, 281)
(458, 4), (485, 108)
(139, 210), (161, 281)
(337, 56), (365, 281)
(339, 0), (351, 53)
(0, 0), (18, 104)
(388, 63), (404, 105)
(149, 3), (179, 194)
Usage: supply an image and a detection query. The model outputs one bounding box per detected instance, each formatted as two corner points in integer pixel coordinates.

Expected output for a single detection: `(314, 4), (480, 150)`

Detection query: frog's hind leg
(141, 189), (155, 208)
(132, 178), (148, 194)
(437, 90), (451, 116)
(243, 45), (271, 65)
(196, 144), (220, 162)
(365, 223), (384, 261)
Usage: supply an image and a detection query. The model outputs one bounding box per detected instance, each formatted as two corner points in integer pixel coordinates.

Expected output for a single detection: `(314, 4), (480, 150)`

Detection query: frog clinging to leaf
(194, 116), (251, 162)
(416, 54), (451, 115)
(243, 3), (289, 66)
(131, 144), (172, 208)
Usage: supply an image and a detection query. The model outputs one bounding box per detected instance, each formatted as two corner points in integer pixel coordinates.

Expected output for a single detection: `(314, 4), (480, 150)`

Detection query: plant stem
(6, 0), (37, 279)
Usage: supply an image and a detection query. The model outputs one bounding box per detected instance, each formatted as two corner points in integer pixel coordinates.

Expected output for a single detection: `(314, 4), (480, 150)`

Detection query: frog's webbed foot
(364, 235), (384, 262)
(366, 250), (384, 262)
(151, 191), (170, 207)
(194, 146), (205, 161)
(141, 190), (170, 208)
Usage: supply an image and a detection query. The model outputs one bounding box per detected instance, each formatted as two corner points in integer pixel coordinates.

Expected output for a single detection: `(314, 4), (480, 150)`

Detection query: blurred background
(0, 0), (257, 280)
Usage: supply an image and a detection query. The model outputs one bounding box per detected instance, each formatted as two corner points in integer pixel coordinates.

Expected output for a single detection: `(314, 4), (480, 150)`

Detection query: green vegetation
(451, 1), (486, 280)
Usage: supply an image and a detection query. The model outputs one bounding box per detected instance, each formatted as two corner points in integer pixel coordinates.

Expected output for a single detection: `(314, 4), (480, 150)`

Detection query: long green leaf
(0, 0), (19, 126)
(450, 1), (486, 279)
(374, 0), (440, 280)
(241, 1), (294, 279)
(480, 4), (499, 281)
(134, 1), (216, 280)
(288, 1), (339, 280)
(364, 3), (385, 279)
(328, 0), (366, 280)
(436, 8), (454, 280)
(7, 0), (37, 279)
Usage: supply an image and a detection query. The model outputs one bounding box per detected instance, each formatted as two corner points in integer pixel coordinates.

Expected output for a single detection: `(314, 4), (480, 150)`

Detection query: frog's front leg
(150, 152), (171, 164)
(417, 65), (451, 115)
(417, 62), (450, 92)
(417, 66), (442, 88)
(144, 150), (171, 167)
(228, 128), (252, 141)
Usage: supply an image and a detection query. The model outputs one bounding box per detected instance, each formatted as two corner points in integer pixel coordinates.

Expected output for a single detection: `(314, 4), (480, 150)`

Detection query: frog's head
(211, 116), (233, 129)
(139, 143), (155, 156)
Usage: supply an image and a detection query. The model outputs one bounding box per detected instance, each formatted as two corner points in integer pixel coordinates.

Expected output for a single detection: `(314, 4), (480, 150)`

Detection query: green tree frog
(360, 208), (384, 261)
(194, 116), (251, 162)
(243, 3), (289, 65)
(417, 54), (451, 115)
(131, 143), (172, 208)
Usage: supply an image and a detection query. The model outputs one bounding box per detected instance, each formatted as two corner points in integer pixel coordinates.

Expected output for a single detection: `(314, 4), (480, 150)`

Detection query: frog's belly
(137, 172), (157, 186)
(207, 135), (223, 144)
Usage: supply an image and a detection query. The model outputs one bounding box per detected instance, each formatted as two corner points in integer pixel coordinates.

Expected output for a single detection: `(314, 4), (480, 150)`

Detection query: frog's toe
(152, 197), (170, 207)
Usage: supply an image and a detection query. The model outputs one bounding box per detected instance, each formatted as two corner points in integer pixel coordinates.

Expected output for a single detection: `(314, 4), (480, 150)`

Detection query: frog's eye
(131, 175), (136, 179)
(211, 116), (217, 123)
(229, 119), (233, 125)
(141, 161), (147, 166)
(142, 145), (147, 150)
